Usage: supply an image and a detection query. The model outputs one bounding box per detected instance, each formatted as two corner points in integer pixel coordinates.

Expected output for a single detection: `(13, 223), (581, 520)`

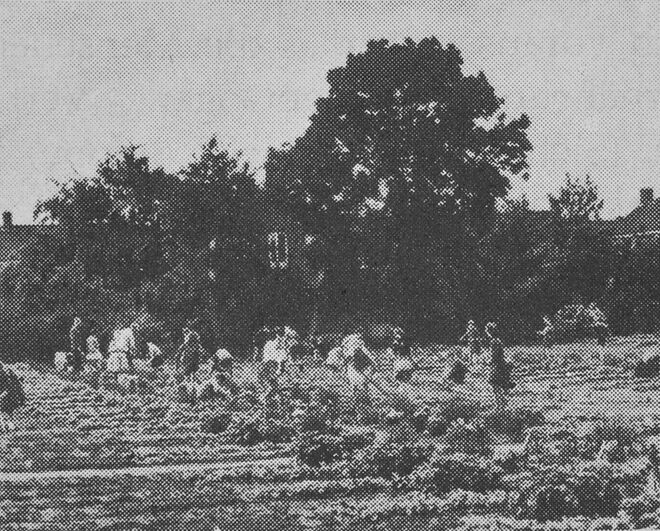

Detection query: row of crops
(2, 339), (660, 529)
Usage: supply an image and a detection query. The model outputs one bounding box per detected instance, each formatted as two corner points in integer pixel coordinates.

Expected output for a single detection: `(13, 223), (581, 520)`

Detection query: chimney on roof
(2, 211), (13, 228)
(641, 188), (654, 207)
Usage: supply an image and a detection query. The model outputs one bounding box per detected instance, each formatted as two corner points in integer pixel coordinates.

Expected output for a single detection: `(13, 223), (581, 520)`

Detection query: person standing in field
(147, 341), (164, 369)
(587, 303), (609, 364)
(342, 331), (376, 420)
(0, 363), (25, 432)
(392, 327), (416, 385)
(537, 315), (554, 368)
(107, 325), (138, 374)
(485, 322), (515, 413)
(85, 322), (104, 371)
(177, 329), (206, 383)
(460, 319), (481, 366)
(68, 316), (85, 375)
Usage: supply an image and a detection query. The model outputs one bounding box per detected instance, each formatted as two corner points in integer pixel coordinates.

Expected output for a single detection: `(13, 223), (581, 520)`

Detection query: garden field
(2, 337), (660, 530)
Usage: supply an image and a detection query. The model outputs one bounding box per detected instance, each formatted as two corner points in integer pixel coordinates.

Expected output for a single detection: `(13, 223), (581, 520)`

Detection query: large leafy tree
(539, 174), (611, 307)
(164, 137), (257, 243)
(266, 37), (532, 234)
(265, 37), (532, 332)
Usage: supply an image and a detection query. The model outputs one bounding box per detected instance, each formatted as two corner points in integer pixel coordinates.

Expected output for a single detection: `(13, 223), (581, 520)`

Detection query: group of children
(65, 317), (165, 378)
(64, 318), (237, 387)
(323, 321), (515, 413)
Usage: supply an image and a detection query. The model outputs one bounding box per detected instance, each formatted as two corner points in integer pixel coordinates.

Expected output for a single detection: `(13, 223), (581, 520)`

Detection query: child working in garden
(485, 322), (515, 413)
(391, 327), (416, 385)
(460, 319), (481, 366)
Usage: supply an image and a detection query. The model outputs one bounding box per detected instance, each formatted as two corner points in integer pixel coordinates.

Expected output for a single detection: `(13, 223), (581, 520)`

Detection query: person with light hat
(485, 322), (515, 413)
(460, 319), (481, 366)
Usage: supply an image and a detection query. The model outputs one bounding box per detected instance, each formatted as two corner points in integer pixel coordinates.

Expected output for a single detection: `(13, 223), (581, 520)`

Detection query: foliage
(394, 452), (503, 494)
(437, 395), (482, 423)
(445, 418), (492, 455)
(548, 174), (604, 223)
(517, 463), (623, 522)
(295, 427), (375, 469)
(621, 494), (660, 525)
(200, 411), (232, 434)
(250, 477), (389, 502)
(266, 37), (531, 227)
(226, 411), (294, 445)
(481, 408), (545, 438)
(296, 431), (345, 468)
(264, 37), (531, 335)
(347, 441), (435, 479)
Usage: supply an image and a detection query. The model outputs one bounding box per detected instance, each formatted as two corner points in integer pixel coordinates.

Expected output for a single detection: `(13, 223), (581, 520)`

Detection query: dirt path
(0, 454), (295, 483)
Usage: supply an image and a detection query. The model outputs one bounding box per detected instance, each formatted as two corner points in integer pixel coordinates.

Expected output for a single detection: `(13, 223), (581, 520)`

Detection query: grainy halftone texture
(0, 2), (659, 530)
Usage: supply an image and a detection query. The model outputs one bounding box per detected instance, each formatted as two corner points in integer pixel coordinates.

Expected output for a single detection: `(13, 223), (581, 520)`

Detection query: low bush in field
(437, 395), (481, 423)
(445, 419), (492, 455)
(250, 477), (390, 501)
(296, 431), (344, 468)
(633, 354), (660, 378)
(426, 412), (449, 436)
(621, 494), (660, 525)
(226, 412), (294, 445)
(200, 411), (232, 434)
(347, 441), (435, 479)
(481, 408), (545, 438)
(576, 420), (640, 461)
(517, 463), (623, 522)
(295, 427), (376, 468)
(394, 453), (503, 494)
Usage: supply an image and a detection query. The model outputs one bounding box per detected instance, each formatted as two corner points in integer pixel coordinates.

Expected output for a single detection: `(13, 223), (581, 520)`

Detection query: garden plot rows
(2, 340), (658, 475)
(2, 339), (660, 530)
(1, 365), (296, 473)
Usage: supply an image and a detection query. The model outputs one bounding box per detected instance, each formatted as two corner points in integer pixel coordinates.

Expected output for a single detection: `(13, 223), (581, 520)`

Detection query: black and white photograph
(1, 1), (660, 529)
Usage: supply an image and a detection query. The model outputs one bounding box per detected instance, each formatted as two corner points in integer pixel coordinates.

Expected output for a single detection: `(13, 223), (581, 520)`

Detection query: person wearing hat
(68, 317), (85, 376)
(210, 348), (238, 396)
(460, 319), (481, 366)
(392, 327), (416, 384)
(485, 322), (515, 413)
(177, 329), (206, 384)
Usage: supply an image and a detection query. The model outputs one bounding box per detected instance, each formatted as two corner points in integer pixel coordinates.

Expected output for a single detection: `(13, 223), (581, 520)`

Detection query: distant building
(612, 188), (660, 249)
(0, 212), (70, 302)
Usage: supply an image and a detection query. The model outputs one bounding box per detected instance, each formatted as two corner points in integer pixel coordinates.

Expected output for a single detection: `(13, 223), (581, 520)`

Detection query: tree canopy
(265, 37), (532, 236)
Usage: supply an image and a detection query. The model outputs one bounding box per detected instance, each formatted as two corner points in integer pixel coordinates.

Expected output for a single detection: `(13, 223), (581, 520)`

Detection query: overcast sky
(1, 1), (659, 223)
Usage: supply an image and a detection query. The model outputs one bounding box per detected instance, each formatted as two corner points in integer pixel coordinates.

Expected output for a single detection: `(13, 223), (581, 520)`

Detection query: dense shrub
(621, 494), (660, 524)
(200, 411), (232, 434)
(296, 431), (345, 468)
(340, 427), (376, 453)
(446, 419), (492, 455)
(634, 354), (660, 378)
(426, 413), (449, 437)
(395, 453), (503, 494)
(295, 426), (375, 469)
(577, 420), (640, 461)
(481, 408), (545, 438)
(437, 395), (481, 423)
(348, 441), (435, 479)
(227, 412), (294, 445)
(517, 463), (623, 522)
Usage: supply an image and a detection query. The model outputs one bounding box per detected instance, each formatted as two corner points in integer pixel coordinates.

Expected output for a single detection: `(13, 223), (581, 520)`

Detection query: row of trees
(21, 37), (653, 350)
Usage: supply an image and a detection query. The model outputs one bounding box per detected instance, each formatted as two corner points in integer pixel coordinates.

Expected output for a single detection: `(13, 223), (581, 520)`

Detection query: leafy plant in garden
(347, 441), (435, 479)
(517, 463), (623, 522)
(481, 408), (545, 438)
(200, 411), (232, 435)
(437, 395), (482, 424)
(394, 453), (503, 494)
(227, 411), (294, 445)
(445, 418), (492, 455)
(296, 431), (345, 468)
